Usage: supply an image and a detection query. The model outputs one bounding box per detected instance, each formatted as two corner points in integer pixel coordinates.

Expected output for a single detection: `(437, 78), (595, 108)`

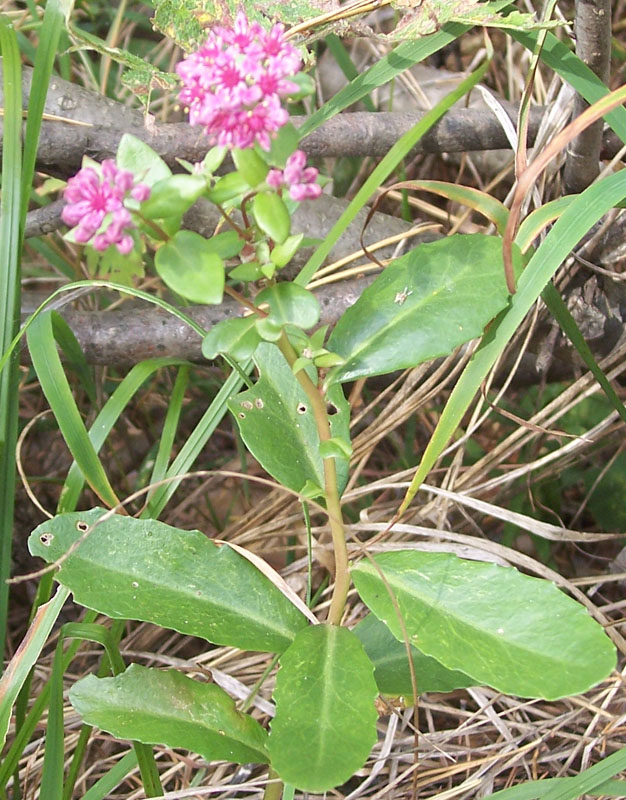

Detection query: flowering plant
(31, 9), (618, 799)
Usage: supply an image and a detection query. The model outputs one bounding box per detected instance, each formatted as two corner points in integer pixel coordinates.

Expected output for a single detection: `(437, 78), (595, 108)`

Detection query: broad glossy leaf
(116, 133), (171, 186)
(155, 230), (224, 305)
(29, 508), (308, 653)
(268, 625), (378, 792)
(253, 192), (290, 244)
(140, 174), (206, 219)
(352, 551), (616, 700)
(271, 233), (304, 268)
(232, 148), (268, 186)
(256, 283), (320, 330)
(327, 234), (518, 383)
(353, 613), (474, 697)
(70, 664), (269, 764)
(228, 343), (349, 495)
(202, 316), (261, 361)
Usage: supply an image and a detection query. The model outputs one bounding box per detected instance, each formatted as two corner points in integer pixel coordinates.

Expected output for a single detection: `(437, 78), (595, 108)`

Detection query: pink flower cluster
(177, 12), (301, 150)
(267, 150), (321, 201)
(62, 160), (150, 255)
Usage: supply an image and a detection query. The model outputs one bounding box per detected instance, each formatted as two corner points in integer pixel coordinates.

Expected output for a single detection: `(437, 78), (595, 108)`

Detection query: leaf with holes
(326, 235), (520, 384)
(28, 508), (309, 653)
(70, 664), (269, 764)
(352, 550), (616, 700)
(268, 625), (378, 792)
(228, 343), (349, 495)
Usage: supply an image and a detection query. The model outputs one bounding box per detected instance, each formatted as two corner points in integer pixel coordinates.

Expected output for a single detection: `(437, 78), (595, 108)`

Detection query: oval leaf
(116, 133), (171, 186)
(140, 174), (206, 219)
(268, 625), (378, 792)
(28, 508), (308, 653)
(352, 550), (616, 700)
(327, 234), (519, 383)
(256, 283), (320, 330)
(252, 191), (291, 244)
(353, 613), (474, 697)
(202, 316), (261, 361)
(155, 230), (224, 305)
(70, 664), (269, 764)
(228, 343), (350, 495)
(232, 147), (269, 186)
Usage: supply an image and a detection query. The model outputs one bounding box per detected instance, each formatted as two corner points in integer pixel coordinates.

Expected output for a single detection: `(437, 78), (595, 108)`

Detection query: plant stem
(263, 769), (283, 800)
(277, 332), (350, 626)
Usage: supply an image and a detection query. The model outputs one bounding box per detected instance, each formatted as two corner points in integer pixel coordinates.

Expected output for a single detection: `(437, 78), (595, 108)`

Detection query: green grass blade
(515, 196), (575, 252)
(541, 282), (626, 425)
(50, 312), (98, 406)
(0, 279), (206, 378)
(58, 357), (189, 513)
(0, 13), (23, 667)
(20, 0), (69, 226)
(323, 34), (376, 113)
(483, 777), (626, 799)
(0, 610), (96, 789)
(542, 748), (626, 800)
(299, 22), (467, 138)
(26, 311), (120, 507)
(296, 48), (493, 288)
(143, 368), (245, 517)
(0, 587), (69, 749)
(40, 644), (66, 800)
(148, 365), (189, 490)
(400, 168), (626, 512)
(80, 751), (138, 800)
(511, 29), (626, 144)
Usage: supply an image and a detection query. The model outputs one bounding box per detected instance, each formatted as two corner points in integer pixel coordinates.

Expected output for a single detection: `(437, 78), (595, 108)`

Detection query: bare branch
(563, 0), (612, 193)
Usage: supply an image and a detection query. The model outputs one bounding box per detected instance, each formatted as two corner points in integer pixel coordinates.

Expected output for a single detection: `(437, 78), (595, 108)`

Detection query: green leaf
(202, 316), (261, 361)
(318, 436), (352, 460)
(265, 123), (301, 168)
(271, 233), (304, 268)
(353, 613), (474, 697)
(205, 230), (244, 259)
(232, 147), (269, 186)
(256, 283), (320, 330)
(205, 171), (249, 205)
(116, 133), (171, 186)
(268, 625), (378, 792)
(352, 551), (616, 700)
(327, 235), (518, 383)
(252, 192), (291, 244)
(155, 230), (225, 304)
(285, 72), (315, 101)
(229, 261), (264, 282)
(140, 174), (206, 219)
(385, 0), (550, 39)
(28, 508), (309, 653)
(70, 664), (269, 764)
(228, 343), (350, 495)
(202, 145), (227, 174)
(86, 243), (144, 285)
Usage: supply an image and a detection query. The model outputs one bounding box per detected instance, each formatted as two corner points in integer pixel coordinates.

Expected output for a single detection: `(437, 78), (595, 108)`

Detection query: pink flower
(176, 11), (301, 150)
(266, 150), (321, 201)
(61, 160), (150, 254)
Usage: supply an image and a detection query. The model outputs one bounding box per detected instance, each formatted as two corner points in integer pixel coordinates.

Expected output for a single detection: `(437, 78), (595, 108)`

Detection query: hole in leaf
(39, 533), (54, 546)
(238, 412), (246, 419)
(297, 403), (307, 414)
(254, 398), (264, 409)
(326, 402), (338, 416)
(76, 520), (89, 532)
